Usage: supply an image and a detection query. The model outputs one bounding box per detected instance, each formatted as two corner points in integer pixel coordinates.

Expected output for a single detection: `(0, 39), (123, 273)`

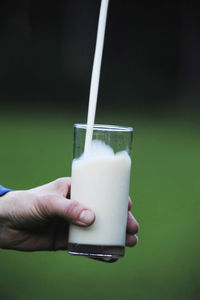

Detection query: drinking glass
(68, 124), (133, 260)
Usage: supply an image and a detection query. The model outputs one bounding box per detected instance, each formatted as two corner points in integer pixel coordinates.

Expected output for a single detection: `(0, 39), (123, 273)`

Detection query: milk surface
(68, 140), (131, 246)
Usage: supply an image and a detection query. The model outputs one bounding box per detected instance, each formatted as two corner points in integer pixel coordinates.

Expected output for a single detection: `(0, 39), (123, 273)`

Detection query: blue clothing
(0, 185), (12, 196)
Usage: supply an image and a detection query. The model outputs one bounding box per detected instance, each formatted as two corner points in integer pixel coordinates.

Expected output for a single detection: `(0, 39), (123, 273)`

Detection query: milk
(68, 0), (133, 255)
(68, 140), (131, 246)
(84, 0), (110, 153)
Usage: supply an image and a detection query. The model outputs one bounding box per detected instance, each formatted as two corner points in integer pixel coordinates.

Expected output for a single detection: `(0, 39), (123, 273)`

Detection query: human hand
(0, 178), (139, 252)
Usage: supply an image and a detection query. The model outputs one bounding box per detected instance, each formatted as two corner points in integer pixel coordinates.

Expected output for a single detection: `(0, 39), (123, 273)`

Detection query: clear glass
(68, 124), (133, 260)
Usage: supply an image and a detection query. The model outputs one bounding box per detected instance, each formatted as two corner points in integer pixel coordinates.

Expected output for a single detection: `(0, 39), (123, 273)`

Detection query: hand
(0, 178), (139, 252)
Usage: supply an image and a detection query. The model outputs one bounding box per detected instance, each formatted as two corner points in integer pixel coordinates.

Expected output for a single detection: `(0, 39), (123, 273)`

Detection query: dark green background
(0, 109), (199, 299)
(0, 0), (200, 299)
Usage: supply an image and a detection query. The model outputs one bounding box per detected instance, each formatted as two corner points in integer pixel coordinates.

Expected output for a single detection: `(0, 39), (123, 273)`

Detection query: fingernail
(79, 210), (94, 224)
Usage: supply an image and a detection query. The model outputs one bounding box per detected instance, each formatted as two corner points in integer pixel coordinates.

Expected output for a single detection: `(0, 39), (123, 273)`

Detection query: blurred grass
(0, 108), (200, 300)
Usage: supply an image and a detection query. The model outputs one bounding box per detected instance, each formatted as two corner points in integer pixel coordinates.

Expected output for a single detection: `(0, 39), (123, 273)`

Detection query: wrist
(0, 188), (13, 250)
(0, 185), (12, 197)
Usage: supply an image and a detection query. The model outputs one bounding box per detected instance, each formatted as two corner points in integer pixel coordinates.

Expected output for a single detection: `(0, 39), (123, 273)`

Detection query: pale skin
(0, 178), (139, 254)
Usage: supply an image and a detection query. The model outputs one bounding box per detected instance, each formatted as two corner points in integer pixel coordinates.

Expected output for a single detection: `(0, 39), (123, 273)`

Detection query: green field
(0, 108), (199, 300)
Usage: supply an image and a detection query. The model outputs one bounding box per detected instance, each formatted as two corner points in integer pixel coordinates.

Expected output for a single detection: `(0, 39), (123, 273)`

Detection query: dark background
(0, 0), (199, 111)
(0, 1), (200, 300)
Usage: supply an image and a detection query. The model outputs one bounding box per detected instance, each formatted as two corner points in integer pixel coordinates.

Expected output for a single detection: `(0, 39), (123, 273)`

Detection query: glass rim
(74, 123), (133, 132)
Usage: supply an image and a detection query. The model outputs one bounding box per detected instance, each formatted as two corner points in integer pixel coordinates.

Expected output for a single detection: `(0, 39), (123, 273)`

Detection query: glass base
(68, 243), (125, 260)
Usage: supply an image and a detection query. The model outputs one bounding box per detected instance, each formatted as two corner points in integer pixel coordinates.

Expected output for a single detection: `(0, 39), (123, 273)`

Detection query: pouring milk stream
(68, 0), (133, 259)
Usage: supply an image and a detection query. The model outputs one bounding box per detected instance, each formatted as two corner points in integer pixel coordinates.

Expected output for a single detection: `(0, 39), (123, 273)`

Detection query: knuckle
(54, 177), (71, 197)
(54, 178), (65, 189)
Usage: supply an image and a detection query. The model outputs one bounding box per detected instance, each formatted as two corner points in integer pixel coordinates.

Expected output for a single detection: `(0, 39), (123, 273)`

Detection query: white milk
(68, 140), (131, 246)
(84, 0), (110, 153)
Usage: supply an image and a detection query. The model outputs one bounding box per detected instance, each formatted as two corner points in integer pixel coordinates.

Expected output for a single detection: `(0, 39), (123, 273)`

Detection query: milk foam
(76, 140), (130, 163)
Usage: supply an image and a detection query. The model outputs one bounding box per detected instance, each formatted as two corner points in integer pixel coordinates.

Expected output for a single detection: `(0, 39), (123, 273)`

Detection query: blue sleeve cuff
(0, 185), (12, 196)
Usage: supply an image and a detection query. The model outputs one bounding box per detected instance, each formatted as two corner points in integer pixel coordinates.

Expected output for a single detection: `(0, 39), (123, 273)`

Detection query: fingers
(128, 197), (132, 211)
(126, 211), (139, 247)
(49, 177), (71, 198)
(40, 196), (95, 227)
(126, 234), (138, 247)
(32, 177), (72, 198)
(56, 198), (95, 226)
(126, 211), (139, 234)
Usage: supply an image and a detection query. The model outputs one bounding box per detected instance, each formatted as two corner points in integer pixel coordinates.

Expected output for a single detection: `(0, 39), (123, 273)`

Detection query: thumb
(42, 196), (95, 226)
